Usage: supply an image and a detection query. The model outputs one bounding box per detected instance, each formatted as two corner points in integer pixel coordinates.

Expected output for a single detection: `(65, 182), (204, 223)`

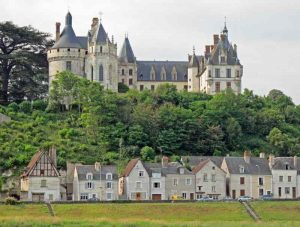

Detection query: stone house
(221, 151), (272, 199)
(72, 162), (118, 201)
(192, 159), (226, 200)
(269, 156), (299, 199)
(20, 147), (62, 201)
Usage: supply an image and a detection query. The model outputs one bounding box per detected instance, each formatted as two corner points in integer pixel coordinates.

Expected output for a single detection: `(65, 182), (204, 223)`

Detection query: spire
(119, 36), (135, 63)
(223, 16), (228, 35)
(96, 22), (110, 43)
(66, 11), (72, 26)
(188, 47), (199, 68)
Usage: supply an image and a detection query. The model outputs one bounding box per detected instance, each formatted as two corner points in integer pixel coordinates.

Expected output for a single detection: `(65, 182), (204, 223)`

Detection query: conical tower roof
(52, 12), (81, 49)
(96, 23), (110, 43)
(188, 49), (199, 68)
(119, 36), (135, 63)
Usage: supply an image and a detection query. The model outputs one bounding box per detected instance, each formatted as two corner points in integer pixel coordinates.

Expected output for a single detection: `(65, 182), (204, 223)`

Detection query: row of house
(19, 148), (300, 201)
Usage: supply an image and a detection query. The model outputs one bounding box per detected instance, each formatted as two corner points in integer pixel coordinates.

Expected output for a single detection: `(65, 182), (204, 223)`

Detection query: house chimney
(205, 45), (210, 54)
(55, 22), (61, 42)
(220, 34), (226, 41)
(162, 156), (169, 167)
(95, 162), (101, 171)
(91, 17), (99, 29)
(244, 150), (251, 164)
(269, 155), (275, 168)
(49, 146), (57, 167)
(259, 153), (265, 159)
(294, 156), (298, 169)
(213, 34), (219, 45)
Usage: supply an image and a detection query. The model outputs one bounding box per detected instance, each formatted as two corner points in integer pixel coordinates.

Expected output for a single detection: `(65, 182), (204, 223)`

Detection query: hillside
(0, 72), (300, 179)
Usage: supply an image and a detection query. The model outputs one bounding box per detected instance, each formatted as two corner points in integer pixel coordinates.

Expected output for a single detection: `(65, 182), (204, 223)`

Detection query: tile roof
(225, 157), (271, 175)
(191, 159), (210, 174)
(123, 159), (139, 177)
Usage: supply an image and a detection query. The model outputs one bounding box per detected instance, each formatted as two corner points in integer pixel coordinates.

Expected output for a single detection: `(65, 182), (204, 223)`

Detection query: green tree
(140, 146), (155, 161)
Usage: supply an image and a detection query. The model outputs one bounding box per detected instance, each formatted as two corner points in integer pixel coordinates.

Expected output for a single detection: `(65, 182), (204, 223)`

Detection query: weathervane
(99, 11), (103, 22)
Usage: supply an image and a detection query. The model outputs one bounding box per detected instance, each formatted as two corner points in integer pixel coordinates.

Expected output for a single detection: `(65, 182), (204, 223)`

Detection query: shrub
(19, 101), (32, 113)
(5, 197), (18, 205)
(7, 102), (19, 112)
(32, 100), (48, 111)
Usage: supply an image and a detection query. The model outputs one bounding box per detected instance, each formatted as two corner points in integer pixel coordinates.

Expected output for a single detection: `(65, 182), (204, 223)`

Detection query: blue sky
(1, 0), (300, 104)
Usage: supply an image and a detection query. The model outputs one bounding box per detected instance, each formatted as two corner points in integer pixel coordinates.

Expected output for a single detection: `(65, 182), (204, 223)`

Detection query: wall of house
(195, 161), (226, 200)
(227, 174), (251, 198)
(272, 170), (297, 199)
(27, 177), (60, 201)
(136, 81), (187, 92)
(250, 175), (272, 198)
(165, 173), (195, 200)
(150, 175), (166, 200)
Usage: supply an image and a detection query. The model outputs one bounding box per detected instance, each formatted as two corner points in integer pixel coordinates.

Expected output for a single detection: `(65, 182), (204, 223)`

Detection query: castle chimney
(91, 17), (99, 29)
(55, 22), (61, 42)
(205, 45), (210, 54)
(95, 162), (101, 171)
(294, 156), (298, 169)
(213, 34), (219, 45)
(49, 146), (57, 167)
(210, 45), (214, 52)
(234, 44), (237, 53)
(244, 150), (251, 164)
(269, 155), (275, 168)
(259, 153), (265, 159)
(162, 156), (169, 168)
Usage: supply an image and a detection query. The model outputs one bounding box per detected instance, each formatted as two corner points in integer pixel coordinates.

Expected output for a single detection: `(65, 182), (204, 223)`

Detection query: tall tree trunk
(0, 70), (9, 104)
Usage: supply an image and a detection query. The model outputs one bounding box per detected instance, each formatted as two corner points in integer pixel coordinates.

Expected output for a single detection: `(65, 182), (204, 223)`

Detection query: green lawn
(0, 202), (299, 226)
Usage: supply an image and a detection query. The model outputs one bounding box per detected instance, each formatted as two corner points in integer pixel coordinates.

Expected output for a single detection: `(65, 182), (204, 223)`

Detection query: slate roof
(136, 61), (188, 81)
(52, 12), (82, 49)
(119, 37), (135, 63)
(224, 157), (271, 175)
(181, 156), (224, 168)
(77, 36), (88, 49)
(188, 53), (199, 68)
(143, 162), (193, 177)
(272, 157), (300, 174)
(96, 23), (110, 43)
(76, 165), (118, 180)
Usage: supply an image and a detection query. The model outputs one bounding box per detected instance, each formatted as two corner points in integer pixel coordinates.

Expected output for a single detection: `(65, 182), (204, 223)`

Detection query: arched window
(91, 65), (94, 81)
(100, 46), (103, 53)
(121, 69), (125, 75)
(99, 65), (104, 81)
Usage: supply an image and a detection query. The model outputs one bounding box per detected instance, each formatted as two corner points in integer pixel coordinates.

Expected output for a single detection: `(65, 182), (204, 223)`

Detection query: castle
(47, 12), (243, 94)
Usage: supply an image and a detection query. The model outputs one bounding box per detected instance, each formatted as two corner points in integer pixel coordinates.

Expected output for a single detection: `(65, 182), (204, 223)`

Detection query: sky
(1, 0), (300, 104)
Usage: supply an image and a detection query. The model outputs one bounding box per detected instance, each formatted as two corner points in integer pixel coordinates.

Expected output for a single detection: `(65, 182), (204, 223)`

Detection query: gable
(28, 152), (59, 177)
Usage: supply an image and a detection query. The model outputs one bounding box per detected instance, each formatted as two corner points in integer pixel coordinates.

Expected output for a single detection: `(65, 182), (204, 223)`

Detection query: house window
(87, 173), (93, 180)
(226, 69), (231, 78)
(211, 174), (216, 182)
(66, 61), (72, 71)
(215, 82), (220, 93)
(212, 186), (216, 192)
(140, 85), (144, 91)
(136, 181), (142, 189)
(226, 82), (231, 89)
(198, 186), (202, 191)
(87, 182), (93, 189)
(208, 70), (212, 77)
(106, 173), (112, 180)
(279, 176), (283, 182)
(186, 178), (192, 185)
(259, 189), (264, 196)
(106, 182), (112, 189)
(40, 169), (45, 175)
(236, 70), (240, 78)
(80, 193), (88, 200)
(285, 187), (290, 194)
(278, 187), (282, 197)
(215, 68), (220, 78)
(107, 192), (113, 200)
(153, 182), (160, 188)
(41, 180), (47, 187)
(203, 173), (208, 182)
(288, 176), (292, 182)
(285, 163), (289, 170)
(240, 189), (245, 196)
(151, 85), (155, 91)
(99, 65), (104, 81)
(239, 166), (245, 173)
(240, 177), (245, 185)
(259, 177), (264, 186)
(129, 78), (133, 85)
(139, 171), (144, 177)
(121, 69), (125, 75)
(212, 166), (215, 170)
(173, 178), (178, 186)
(129, 69), (133, 76)
(179, 168), (184, 175)
(182, 193), (187, 199)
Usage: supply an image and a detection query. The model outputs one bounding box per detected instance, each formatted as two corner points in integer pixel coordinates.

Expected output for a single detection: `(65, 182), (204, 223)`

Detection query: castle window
(215, 68), (220, 78)
(100, 46), (103, 53)
(140, 74), (143, 79)
(184, 74), (187, 79)
(99, 65), (104, 81)
(226, 82), (231, 89)
(208, 70), (212, 77)
(129, 78), (133, 85)
(121, 69), (125, 76)
(91, 65), (94, 81)
(215, 82), (220, 93)
(161, 73), (166, 81)
(78, 49), (80, 52)
(151, 85), (155, 91)
(226, 69), (231, 78)
(129, 69), (133, 76)
(151, 73), (155, 80)
(172, 73), (177, 81)
(66, 61), (72, 71)
(236, 70), (240, 78)
(140, 85), (144, 91)
(67, 48), (70, 52)
(220, 56), (226, 63)
(57, 49), (60, 52)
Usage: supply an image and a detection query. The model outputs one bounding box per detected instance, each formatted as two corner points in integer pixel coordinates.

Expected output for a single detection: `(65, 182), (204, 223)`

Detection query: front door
(32, 193), (44, 202)
(190, 193), (194, 200)
(240, 190), (245, 196)
(232, 190), (236, 199)
(152, 194), (162, 201)
(136, 192), (141, 200)
(292, 187), (296, 198)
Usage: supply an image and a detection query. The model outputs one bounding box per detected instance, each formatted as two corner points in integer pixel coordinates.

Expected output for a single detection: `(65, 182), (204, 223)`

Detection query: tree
(0, 21), (51, 103)
(140, 146), (155, 161)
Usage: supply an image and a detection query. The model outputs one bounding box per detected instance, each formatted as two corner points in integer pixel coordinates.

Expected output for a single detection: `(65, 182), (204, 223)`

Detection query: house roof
(123, 159), (139, 177)
(181, 156), (224, 168)
(76, 165), (118, 180)
(272, 157), (300, 173)
(192, 159), (210, 174)
(136, 61), (188, 82)
(52, 12), (82, 49)
(224, 157), (271, 175)
(119, 37), (135, 63)
(96, 23), (110, 43)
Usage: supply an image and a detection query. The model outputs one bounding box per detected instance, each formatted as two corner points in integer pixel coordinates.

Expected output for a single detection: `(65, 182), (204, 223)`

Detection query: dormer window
(239, 165), (244, 173)
(106, 173), (112, 180)
(285, 163), (289, 170)
(139, 74), (143, 79)
(220, 56), (226, 64)
(184, 74), (187, 79)
(179, 168), (184, 175)
(86, 173), (93, 180)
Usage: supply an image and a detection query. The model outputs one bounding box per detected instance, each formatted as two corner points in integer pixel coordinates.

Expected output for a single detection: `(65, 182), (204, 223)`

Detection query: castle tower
(47, 12), (87, 87)
(187, 47), (200, 92)
(198, 23), (243, 95)
(86, 17), (118, 91)
(118, 35), (137, 89)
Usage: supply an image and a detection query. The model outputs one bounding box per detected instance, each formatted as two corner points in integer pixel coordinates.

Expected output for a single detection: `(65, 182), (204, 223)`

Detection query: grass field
(0, 201), (299, 226)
